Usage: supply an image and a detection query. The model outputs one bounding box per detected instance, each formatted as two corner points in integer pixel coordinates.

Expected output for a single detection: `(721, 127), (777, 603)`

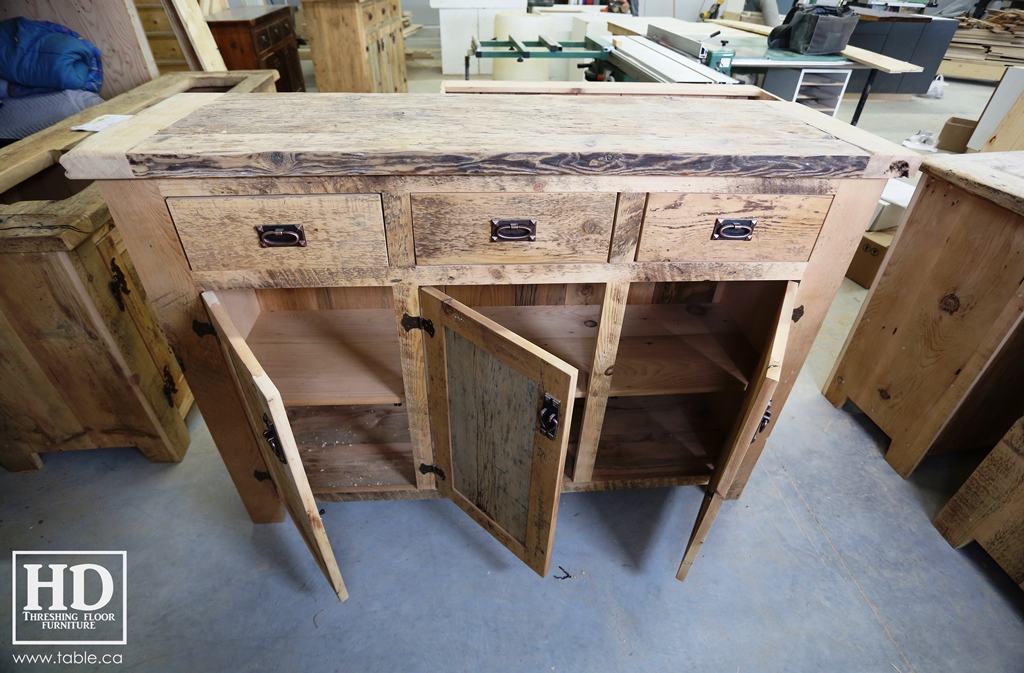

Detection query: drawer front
(637, 193), (833, 263)
(411, 193), (617, 265)
(167, 195), (387, 272)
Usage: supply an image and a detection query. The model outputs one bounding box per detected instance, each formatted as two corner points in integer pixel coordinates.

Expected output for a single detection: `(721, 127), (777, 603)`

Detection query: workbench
(61, 90), (919, 601)
(607, 17), (921, 124)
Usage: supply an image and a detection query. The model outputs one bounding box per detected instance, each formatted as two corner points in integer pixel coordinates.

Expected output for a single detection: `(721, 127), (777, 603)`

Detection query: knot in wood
(939, 294), (960, 315)
(878, 388), (891, 400)
(584, 320), (598, 328)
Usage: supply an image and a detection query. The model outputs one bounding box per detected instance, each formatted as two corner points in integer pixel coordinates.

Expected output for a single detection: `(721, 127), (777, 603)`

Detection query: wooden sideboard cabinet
(62, 90), (918, 602)
(824, 153), (1024, 477)
(0, 72), (278, 473)
(207, 6), (306, 93)
(303, 0), (408, 93)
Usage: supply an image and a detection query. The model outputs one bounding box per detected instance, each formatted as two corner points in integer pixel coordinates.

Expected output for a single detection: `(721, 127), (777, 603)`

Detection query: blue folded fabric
(0, 17), (103, 96)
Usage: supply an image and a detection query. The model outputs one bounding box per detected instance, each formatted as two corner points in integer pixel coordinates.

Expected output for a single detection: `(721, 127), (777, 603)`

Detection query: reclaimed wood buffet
(61, 91), (919, 601)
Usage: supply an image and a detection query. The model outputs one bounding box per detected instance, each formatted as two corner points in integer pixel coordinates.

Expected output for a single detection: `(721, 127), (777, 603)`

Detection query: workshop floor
(3, 44), (1023, 673)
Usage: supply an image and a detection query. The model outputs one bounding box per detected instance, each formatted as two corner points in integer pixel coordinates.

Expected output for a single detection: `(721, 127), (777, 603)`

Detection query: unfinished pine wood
(824, 165), (1024, 477)
(100, 180), (284, 524)
(244, 308), (404, 406)
(678, 281), (797, 580)
(203, 292), (348, 601)
(638, 194), (832, 263)
(393, 284), (435, 489)
(609, 193), (646, 264)
(166, 194), (387, 272)
(65, 90), (917, 592)
(440, 81), (779, 99)
(59, 95), (919, 181)
(420, 287), (576, 577)
(572, 281), (631, 483)
(934, 416), (1024, 590)
(162, 0), (227, 70)
(303, 0), (407, 93)
(412, 193), (616, 265)
(728, 178), (888, 499)
(288, 404), (417, 493)
(587, 395), (723, 483)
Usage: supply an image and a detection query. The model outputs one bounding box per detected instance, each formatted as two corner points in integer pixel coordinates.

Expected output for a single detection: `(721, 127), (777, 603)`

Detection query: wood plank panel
(59, 95), (918, 181)
(100, 180), (284, 524)
(204, 292), (347, 601)
(934, 416), (1024, 589)
(245, 308), (404, 405)
(825, 177), (1024, 476)
(638, 193), (832, 262)
(412, 193), (616, 265)
(167, 194), (387, 272)
(420, 287), (576, 576)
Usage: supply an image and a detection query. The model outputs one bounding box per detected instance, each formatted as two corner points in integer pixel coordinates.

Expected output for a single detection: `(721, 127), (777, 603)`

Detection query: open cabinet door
(419, 287), (578, 577)
(202, 292), (348, 602)
(677, 281), (799, 581)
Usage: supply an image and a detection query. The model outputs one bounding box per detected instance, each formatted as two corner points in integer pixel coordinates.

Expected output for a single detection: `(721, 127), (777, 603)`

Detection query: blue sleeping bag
(0, 17), (103, 96)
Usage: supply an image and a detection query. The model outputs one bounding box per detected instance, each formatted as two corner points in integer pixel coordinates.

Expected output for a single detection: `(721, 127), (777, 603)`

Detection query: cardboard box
(846, 231), (895, 289)
(937, 117), (978, 153)
(867, 179), (916, 231)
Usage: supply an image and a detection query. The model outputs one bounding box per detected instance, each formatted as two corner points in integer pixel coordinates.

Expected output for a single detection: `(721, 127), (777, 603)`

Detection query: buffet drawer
(167, 194), (387, 272)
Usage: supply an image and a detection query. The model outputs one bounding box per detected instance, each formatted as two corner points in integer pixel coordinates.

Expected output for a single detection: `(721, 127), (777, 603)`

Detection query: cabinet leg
(0, 445), (43, 472)
(822, 376), (848, 409)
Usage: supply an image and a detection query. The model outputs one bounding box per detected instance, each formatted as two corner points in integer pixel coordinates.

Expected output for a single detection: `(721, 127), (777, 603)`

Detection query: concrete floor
(4, 45), (1024, 673)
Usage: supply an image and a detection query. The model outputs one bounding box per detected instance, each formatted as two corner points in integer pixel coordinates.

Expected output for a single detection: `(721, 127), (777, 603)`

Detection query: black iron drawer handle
(255, 223), (307, 248)
(711, 218), (757, 241)
(491, 218), (537, 242)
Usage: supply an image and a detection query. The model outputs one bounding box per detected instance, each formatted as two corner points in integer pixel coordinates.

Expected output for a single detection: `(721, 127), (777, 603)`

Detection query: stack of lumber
(940, 10), (1024, 81)
(402, 10), (422, 38)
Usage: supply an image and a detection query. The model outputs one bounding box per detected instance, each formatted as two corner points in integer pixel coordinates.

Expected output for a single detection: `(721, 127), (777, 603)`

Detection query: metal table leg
(850, 68), (877, 127)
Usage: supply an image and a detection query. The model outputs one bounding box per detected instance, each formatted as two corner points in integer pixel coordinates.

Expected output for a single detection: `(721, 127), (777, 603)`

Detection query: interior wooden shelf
(566, 394), (726, 484)
(476, 303), (755, 398)
(247, 309), (405, 406)
(288, 405), (420, 498)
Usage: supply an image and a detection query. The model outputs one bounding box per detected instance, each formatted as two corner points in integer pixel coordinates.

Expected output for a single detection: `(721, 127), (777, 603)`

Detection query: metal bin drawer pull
(255, 223), (307, 248)
(711, 218), (757, 241)
(491, 218), (537, 242)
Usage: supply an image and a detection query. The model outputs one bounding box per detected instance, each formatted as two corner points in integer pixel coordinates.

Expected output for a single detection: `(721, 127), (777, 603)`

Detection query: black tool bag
(768, 5), (859, 55)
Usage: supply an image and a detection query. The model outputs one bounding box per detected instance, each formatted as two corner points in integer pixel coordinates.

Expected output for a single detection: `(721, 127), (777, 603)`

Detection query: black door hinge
(261, 414), (287, 464)
(419, 463), (446, 480)
(751, 400), (772, 444)
(162, 366), (178, 407)
(109, 259), (130, 311)
(401, 313), (435, 337)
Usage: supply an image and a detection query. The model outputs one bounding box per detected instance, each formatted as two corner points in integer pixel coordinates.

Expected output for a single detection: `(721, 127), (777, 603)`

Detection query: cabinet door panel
(203, 291), (348, 601)
(420, 287), (577, 576)
(676, 280), (799, 581)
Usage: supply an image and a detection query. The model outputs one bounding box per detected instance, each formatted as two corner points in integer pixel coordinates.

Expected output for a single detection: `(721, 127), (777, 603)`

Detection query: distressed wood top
(60, 93), (920, 181)
(923, 152), (1024, 219)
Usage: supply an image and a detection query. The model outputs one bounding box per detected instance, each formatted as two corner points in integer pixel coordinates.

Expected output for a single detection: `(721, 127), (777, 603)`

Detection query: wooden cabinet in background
(207, 6), (306, 92)
(62, 87), (918, 601)
(824, 152), (1024, 478)
(303, 0), (408, 93)
(0, 72), (279, 473)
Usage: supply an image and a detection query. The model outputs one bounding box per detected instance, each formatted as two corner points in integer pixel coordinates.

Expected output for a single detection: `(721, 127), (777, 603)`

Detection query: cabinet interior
(216, 279), (789, 499)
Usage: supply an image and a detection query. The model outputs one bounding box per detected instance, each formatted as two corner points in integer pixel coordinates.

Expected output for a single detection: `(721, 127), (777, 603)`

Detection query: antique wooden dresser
(61, 90), (919, 601)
